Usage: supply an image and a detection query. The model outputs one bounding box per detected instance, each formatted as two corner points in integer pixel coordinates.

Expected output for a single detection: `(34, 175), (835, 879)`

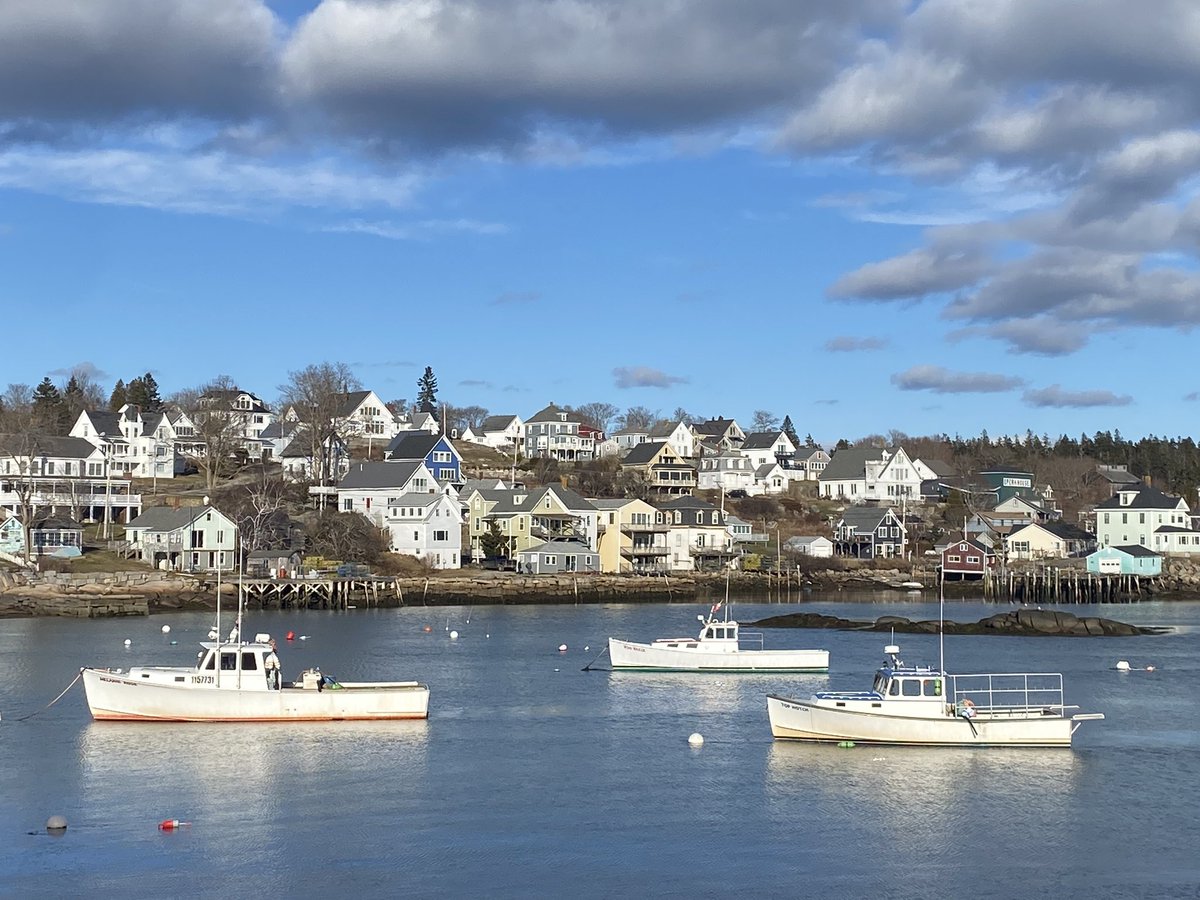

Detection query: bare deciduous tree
(279, 362), (361, 491)
(618, 406), (657, 431)
(171, 375), (245, 494)
(0, 384), (47, 565)
(573, 402), (619, 433)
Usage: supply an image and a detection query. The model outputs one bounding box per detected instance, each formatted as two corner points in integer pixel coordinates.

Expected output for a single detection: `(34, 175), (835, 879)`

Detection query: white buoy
(161, 625), (171, 634)
(1116, 660), (1131, 671)
(124, 639), (131, 647)
(688, 733), (704, 747)
(299, 635), (309, 641)
(486, 634), (490, 639)
(558, 644), (568, 652)
(450, 630), (459, 640)
(46, 815), (67, 834)
(584, 645), (589, 651)
(1146, 665), (1156, 671)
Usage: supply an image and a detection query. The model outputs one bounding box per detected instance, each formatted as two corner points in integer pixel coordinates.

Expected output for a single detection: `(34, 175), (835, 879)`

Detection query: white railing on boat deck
(951, 673), (1067, 715)
(737, 632), (765, 650)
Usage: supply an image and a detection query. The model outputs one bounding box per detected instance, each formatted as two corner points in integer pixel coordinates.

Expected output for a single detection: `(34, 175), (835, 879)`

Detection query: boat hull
(82, 668), (430, 722)
(767, 695), (1075, 747)
(609, 639), (829, 673)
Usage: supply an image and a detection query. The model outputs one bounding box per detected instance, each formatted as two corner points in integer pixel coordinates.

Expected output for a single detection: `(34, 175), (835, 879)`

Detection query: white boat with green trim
(767, 643), (1103, 747)
(608, 607), (829, 673)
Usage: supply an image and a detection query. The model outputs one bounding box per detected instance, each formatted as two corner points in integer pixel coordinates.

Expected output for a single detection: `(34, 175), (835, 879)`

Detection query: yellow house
(591, 498), (670, 573)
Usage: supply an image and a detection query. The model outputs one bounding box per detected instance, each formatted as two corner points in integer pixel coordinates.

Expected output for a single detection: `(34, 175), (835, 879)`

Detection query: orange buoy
(423, 626), (432, 633)
(286, 631), (295, 641)
(158, 819), (190, 831)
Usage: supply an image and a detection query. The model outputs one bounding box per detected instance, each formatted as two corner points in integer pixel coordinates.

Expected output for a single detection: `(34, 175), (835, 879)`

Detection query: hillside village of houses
(3, 385), (1198, 584)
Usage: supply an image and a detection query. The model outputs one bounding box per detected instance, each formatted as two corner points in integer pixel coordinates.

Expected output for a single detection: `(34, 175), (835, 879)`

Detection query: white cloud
(613, 366), (689, 389)
(1023, 385), (1133, 408)
(891, 365), (1023, 394)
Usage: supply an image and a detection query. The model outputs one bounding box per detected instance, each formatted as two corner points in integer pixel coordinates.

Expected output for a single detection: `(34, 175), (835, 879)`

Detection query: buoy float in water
(123, 639), (131, 646)
(299, 635), (309, 641)
(558, 644), (568, 652)
(286, 631), (295, 641)
(1115, 660), (1131, 671)
(46, 815), (67, 834)
(688, 733), (704, 747)
(1146, 665), (1156, 671)
(837, 740), (856, 748)
(158, 819), (190, 831)
(161, 625), (171, 634)
(169, 640), (177, 645)
(450, 630), (459, 640)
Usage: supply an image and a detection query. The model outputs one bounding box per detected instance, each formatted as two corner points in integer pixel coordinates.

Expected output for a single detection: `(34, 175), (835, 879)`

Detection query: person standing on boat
(264, 640), (281, 690)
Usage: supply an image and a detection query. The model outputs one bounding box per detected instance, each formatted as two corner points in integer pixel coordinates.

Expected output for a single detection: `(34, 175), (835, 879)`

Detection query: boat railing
(951, 673), (1065, 715)
(737, 631), (765, 650)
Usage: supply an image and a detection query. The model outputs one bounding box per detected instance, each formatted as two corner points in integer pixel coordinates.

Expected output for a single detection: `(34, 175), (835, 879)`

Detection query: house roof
(127, 506), (215, 531)
(486, 485), (596, 516)
(621, 440), (670, 465)
(693, 418), (739, 437)
(655, 495), (719, 513)
(786, 535), (832, 546)
(31, 514), (83, 530)
(648, 420), (686, 439)
(1095, 485), (1186, 511)
(1, 434), (108, 459)
(338, 460), (424, 490)
(755, 464), (779, 478)
(387, 492), (445, 508)
(526, 403), (574, 424)
(335, 390), (373, 417)
(1106, 544), (1160, 558)
(1097, 465), (1142, 485)
(518, 539), (593, 556)
(922, 459), (957, 477)
(480, 415), (519, 432)
(819, 447), (882, 481)
(838, 506), (896, 531)
(1008, 521), (1093, 541)
(943, 537), (991, 555)
(82, 409), (123, 437)
(386, 432), (453, 460)
(741, 432), (786, 450)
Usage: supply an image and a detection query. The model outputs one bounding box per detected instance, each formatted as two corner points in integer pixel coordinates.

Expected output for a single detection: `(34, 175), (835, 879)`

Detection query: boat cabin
(648, 618), (741, 653)
(869, 644), (943, 702)
(192, 641), (279, 691)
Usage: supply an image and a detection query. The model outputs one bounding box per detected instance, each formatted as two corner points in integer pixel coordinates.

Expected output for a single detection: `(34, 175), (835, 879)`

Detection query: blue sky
(3, 0), (1199, 443)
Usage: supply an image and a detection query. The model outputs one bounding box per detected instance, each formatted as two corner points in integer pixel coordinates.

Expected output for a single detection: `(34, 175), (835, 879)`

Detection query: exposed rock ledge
(749, 608), (1169, 637)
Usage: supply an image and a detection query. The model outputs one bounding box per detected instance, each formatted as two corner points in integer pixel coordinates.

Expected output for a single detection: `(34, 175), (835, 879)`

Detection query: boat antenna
(938, 570), (945, 676)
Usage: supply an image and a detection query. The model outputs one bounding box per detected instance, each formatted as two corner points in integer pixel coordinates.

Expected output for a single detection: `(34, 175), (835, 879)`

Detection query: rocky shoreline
(749, 608), (1169, 637)
(2, 562), (1198, 618)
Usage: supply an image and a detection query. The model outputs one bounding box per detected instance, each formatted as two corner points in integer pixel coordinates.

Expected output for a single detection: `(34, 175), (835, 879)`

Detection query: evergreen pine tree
(140, 372), (162, 410)
(781, 415), (799, 446)
(109, 379), (127, 410)
(32, 377), (65, 430)
(416, 366), (439, 414)
(126, 375), (147, 410)
(62, 376), (86, 425)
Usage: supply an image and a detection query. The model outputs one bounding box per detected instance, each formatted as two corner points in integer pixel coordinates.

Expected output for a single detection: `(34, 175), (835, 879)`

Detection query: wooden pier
(235, 577), (404, 610)
(979, 567), (1152, 604)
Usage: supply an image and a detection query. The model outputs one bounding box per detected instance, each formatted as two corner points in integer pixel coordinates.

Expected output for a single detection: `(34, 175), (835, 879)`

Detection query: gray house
(515, 540), (599, 574)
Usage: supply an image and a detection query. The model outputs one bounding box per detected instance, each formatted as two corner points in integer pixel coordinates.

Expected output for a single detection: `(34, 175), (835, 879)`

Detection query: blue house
(385, 432), (462, 485)
(1086, 545), (1162, 577)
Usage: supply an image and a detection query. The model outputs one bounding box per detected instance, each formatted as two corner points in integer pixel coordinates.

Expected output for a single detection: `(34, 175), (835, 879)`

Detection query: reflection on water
(603, 671), (829, 715)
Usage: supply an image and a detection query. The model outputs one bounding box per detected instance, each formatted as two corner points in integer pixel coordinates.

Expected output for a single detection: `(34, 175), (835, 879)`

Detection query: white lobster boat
(609, 611), (829, 673)
(82, 633), (429, 723)
(767, 644), (1103, 747)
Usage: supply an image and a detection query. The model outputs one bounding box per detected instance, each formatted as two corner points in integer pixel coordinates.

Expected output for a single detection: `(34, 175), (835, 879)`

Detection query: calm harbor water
(2, 594), (1198, 899)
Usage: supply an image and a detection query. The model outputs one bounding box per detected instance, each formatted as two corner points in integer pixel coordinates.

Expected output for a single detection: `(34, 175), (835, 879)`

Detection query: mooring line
(5, 669), (83, 723)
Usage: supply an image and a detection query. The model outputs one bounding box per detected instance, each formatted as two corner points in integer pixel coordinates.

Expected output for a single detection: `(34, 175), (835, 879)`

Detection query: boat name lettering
(191, 675), (215, 684)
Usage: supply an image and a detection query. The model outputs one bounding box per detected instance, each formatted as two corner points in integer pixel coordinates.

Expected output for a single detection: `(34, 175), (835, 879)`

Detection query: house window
(948, 555), (961, 562)
(967, 556), (979, 564)
(546, 555), (557, 565)
(434, 530), (448, 541)
(343, 499), (352, 511)
(1103, 513), (1110, 524)
(413, 531), (419, 541)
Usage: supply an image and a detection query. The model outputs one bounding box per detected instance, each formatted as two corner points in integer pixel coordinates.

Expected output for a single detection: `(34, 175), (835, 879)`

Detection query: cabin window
(241, 652), (258, 671)
(220, 652), (237, 671)
(901, 679), (920, 697)
(889, 680), (901, 696)
(923, 679), (942, 697)
(203, 653), (216, 670)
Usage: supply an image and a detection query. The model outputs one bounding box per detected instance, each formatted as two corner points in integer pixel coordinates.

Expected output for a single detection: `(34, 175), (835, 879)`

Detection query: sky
(3, 0), (1199, 444)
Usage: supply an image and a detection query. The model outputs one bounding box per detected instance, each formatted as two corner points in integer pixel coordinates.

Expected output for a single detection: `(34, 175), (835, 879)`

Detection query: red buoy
(286, 631), (295, 641)
(158, 819), (190, 831)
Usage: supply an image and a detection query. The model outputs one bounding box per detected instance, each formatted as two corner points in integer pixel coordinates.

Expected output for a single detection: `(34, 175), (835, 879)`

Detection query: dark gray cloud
(1184, 391), (1199, 401)
(47, 360), (109, 380)
(951, 319), (1088, 357)
(0, 0), (278, 126)
(828, 247), (990, 301)
(613, 366), (689, 390)
(1023, 385), (1133, 408)
(824, 336), (889, 352)
(282, 0), (898, 152)
(891, 365), (1023, 394)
